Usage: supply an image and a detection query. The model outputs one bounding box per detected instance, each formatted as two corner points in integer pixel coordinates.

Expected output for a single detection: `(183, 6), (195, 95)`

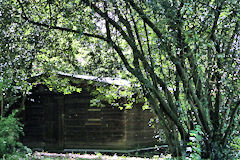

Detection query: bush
(0, 112), (31, 159)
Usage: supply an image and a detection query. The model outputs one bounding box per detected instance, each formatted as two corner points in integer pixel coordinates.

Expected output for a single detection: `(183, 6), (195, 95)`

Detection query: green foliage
(41, 74), (82, 95)
(231, 136), (240, 152)
(210, 132), (240, 160)
(0, 112), (32, 159)
(186, 125), (203, 160)
(231, 136), (240, 158)
(90, 84), (128, 109)
(90, 82), (149, 111)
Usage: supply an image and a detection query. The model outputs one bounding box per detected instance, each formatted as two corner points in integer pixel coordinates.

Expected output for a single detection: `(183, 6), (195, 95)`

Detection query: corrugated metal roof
(58, 72), (130, 86)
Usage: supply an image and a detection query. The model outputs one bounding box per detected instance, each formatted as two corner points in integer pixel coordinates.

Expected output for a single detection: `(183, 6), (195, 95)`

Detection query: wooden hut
(22, 73), (158, 152)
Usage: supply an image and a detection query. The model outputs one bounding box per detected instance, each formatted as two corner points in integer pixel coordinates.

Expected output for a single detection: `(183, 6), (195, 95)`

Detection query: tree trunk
(0, 90), (3, 117)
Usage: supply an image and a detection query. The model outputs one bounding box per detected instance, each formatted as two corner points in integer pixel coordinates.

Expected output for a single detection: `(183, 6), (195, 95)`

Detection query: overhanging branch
(17, 0), (106, 40)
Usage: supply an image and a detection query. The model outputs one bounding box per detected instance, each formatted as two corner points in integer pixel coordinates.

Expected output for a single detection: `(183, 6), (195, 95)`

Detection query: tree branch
(223, 100), (240, 145)
(125, 0), (164, 40)
(17, 0), (106, 40)
(173, 55), (212, 135)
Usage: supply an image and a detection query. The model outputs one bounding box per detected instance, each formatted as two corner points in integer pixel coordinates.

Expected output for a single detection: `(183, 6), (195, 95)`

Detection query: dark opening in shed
(22, 73), (158, 152)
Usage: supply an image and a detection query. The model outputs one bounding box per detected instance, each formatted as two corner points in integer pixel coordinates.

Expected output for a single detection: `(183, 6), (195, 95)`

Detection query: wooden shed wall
(124, 106), (157, 149)
(22, 83), (158, 151)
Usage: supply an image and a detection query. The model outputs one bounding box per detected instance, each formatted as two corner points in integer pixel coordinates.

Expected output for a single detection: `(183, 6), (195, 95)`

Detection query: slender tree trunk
(0, 90), (3, 117)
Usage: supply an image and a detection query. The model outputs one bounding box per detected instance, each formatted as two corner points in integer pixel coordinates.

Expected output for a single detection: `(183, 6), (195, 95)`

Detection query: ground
(32, 152), (170, 160)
